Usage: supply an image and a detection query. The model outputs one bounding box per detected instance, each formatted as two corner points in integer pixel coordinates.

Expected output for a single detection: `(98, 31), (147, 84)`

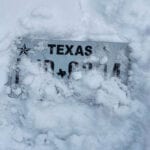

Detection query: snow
(0, 0), (150, 150)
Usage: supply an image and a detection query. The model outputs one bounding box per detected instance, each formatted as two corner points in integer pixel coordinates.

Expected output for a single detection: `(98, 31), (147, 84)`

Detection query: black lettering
(48, 44), (56, 54)
(44, 60), (49, 72)
(85, 46), (92, 56)
(68, 61), (79, 77)
(15, 68), (20, 84)
(75, 46), (84, 56)
(65, 45), (74, 55)
(104, 64), (107, 76)
(83, 62), (92, 70)
(57, 45), (64, 55)
(44, 60), (55, 72)
(49, 60), (54, 71)
(113, 63), (120, 77)
(57, 69), (66, 78)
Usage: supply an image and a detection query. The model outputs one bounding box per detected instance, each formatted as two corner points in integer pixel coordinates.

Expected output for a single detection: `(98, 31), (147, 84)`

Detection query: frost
(71, 71), (82, 80)
(82, 70), (103, 89)
(99, 56), (108, 65)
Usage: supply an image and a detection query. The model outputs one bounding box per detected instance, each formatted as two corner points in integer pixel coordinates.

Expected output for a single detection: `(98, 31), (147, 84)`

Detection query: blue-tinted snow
(0, 0), (149, 149)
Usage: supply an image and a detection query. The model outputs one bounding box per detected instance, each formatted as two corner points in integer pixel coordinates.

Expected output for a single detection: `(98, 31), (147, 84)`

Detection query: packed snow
(0, 0), (150, 150)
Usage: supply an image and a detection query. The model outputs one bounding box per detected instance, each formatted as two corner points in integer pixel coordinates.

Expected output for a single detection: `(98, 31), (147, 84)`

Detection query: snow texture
(0, 0), (150, 150)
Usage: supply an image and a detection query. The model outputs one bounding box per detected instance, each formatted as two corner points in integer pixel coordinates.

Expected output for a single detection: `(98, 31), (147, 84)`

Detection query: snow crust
(0, 0), (150, 149)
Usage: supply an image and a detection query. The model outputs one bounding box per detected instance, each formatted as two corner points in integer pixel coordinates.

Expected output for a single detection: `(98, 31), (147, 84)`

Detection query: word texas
(48, 44), (93, 56)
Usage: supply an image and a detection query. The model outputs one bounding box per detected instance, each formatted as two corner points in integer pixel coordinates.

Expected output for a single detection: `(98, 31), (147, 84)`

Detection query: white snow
(0, 0), (150, 150)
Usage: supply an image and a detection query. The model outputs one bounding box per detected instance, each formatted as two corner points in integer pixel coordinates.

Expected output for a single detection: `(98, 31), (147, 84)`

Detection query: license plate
(10, 36), (129, 84)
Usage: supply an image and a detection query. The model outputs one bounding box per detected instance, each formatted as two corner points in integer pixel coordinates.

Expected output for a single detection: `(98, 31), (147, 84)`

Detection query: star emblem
(57, 69), (66, 78)
(18, 44), (30, 56)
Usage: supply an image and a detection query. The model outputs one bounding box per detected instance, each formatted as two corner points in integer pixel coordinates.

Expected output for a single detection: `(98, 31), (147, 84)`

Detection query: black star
(18, 44), (30, 56)
(57, 69), (66, 78)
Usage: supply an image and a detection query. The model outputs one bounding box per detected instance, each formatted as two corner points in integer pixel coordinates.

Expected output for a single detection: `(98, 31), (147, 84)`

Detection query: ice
(71, 71), (82, 80)
(82, 70), (103, 89)
(99, 56), (108, 65)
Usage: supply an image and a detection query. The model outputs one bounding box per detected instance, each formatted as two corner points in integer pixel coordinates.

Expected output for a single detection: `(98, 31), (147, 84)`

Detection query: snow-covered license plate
(15, 37), (129, 81)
